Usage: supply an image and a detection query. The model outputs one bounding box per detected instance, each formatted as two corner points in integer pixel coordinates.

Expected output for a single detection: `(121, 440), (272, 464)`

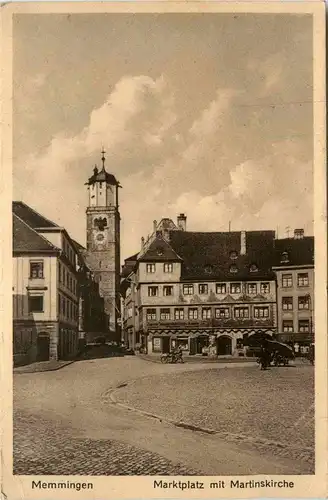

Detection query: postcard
(1, 1), (327, 499)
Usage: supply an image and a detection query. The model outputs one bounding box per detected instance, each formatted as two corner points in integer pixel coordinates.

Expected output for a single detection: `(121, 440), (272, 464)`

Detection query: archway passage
(217, 335), (232, 355)
(37, 333), (50, 361)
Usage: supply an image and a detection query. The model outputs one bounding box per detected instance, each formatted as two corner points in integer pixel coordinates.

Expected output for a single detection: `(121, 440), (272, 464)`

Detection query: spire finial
(101, 148), (106, 171)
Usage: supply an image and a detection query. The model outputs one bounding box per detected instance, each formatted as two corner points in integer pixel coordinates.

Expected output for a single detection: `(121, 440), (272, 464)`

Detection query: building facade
(74, 240), (107, 345)
(12, 201), (107, 365)
(13, 204), (80, 364)
(84, 153), (121, 342)
(121, 216), (278, 356)
(273, 229), (314, 349)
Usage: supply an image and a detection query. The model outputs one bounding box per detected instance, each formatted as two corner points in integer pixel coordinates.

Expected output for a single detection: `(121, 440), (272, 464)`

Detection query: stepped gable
(138, 235), (182, 262)
(169, 230), (276, 281)
(274, 237), (314, 267)
(13, 214), (59, 254)
(13, 201), (59, 229)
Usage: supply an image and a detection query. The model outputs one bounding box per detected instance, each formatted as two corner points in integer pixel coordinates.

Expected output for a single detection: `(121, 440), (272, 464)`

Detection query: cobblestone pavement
(14, 411), (197, 476)
(116, 364), (314, 469)
(13, 357), (311, 476)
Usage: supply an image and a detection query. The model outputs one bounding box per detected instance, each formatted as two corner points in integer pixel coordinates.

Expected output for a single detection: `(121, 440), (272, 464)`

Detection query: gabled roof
(13, 201), (59, 229)
(72, 239), (86, 253)
(169, 230), (276, 281)
(13, 214), (60, 254)
(138, 235), (182, 262)
(273, 237), (314, 267)
(156, 218), (178, 231)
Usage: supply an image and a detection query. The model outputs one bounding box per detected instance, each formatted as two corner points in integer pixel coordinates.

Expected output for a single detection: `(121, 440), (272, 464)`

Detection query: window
(199, 284), (208, 295)
(205, 264), (213, 274)
(148, 286), (158, 297)
(280, 252), (289, 264)
(202, 308), (211, 319)
(164, 263), (173, 273)
(58, 294), (62, 313)
(128, 307), (133, 318)
(298, 296), (310, 310)
(215, 307), (230, 318)
(298, 273), (309, 287)
(299, 320), (310, 332)
(247, 283), (257, 294)
(254, 306), (269, 318)
(28, 295), (43, 313)
(183, 284), (194, 295)
(216, 283), (226, 294)
(58, 263), (62, 283)
(282, 274), (293, 288)
(282, 297), (293, 311)
(163, 286), (173, 296)
(146, 309), (157, 320)
(176, 338), (189, 350)
(230, 283), (241, 294)
(261, 282), (270, 294)
(249, 264), (258, 273)
(174, 308), (184, 320)
(229, 264), (238, 274)
(283, 320), (294, 332)
(230, 251), (238, 260)
(146, 264), (155, 273)
(30, 261), (44, 279)
(234, 307), (249, 319)
(188, 308), (198, 320)
(160, 308), (170, 320)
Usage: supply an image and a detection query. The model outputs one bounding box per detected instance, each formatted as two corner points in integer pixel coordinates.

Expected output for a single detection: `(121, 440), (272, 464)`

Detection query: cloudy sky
(13, 13), (313, 260)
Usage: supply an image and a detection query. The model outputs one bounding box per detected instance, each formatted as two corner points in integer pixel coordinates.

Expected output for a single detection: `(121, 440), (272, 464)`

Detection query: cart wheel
(161, 355), (168, 364)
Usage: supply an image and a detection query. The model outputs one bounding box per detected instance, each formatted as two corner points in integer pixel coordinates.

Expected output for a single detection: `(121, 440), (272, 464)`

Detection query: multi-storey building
(84, 152), (121, 342)
(73, 240), (107, 345)
(273, 229), (314, 349)
(121, 215), (277, 355)
(12, 201), (106, 365)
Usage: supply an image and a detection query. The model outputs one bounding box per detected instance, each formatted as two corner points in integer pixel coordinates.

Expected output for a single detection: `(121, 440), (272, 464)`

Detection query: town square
(10, 7), (319, 480)
(14, 356), (314, 475)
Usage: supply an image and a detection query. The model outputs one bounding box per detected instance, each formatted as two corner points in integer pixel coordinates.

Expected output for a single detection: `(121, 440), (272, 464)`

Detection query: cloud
(14, 72), (313, 259)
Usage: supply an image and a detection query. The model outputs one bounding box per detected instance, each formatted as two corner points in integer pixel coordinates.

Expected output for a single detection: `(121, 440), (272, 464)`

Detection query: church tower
(85, 151), (121, 341)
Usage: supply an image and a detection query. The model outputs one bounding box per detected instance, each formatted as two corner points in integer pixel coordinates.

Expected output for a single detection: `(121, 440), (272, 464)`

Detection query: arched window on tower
(99, 261), (102, 268)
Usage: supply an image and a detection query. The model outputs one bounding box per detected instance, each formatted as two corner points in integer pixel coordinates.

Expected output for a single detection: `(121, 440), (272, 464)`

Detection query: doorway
(217, 335), (232, 355)
(162, 336), (170, 353)
(37, 333), (50, 361)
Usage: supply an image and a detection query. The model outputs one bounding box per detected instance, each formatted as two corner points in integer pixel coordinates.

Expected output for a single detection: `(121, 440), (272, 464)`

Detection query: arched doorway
(217, 335), (232, 355)
(37, 333), (50, 361)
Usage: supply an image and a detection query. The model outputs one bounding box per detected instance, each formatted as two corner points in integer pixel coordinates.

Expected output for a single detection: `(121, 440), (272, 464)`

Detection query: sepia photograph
(1, 1), (327, 498)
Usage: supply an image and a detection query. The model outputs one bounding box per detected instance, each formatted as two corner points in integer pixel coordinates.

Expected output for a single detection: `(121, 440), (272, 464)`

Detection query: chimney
(294, 229), (304, 240)
(177, 213), (187, 231)
(141, 236), (145, 249)
(153, 220), (157, 232)
(240, 231), (246, 255)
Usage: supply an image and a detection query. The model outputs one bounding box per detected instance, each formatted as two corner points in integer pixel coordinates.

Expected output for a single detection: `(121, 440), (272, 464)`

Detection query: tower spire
(101, 148), (106, 171)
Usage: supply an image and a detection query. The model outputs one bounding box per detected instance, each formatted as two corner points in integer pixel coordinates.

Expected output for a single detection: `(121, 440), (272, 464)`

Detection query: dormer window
(281, 252), (289, 264)
(229, 264), (238, 274)
(157, 247), (164, 256)
(249, 263), (258, 273)
(230, 251), (238, 260)
(205, 264), (213, 274)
